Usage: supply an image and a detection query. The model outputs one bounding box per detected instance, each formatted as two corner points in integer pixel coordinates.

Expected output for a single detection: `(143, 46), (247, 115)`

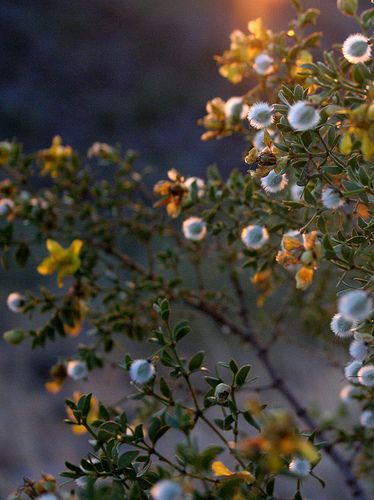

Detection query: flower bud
(3, 328), (25, 345)
(337, 0), (357, 16)
(214, 383), (231, 403)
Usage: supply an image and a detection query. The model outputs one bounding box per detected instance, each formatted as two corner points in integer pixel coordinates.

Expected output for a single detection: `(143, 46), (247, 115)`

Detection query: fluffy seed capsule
(184, 177), (205, 198)
(241, 225), (269, 249)
(247, 102), (273, 129)
(342, 34), (371, 64)
(338, 290), (373, 322)
(260, 170), (288, 193)
(339, 384), (359, 405)
(357, 365), (374, 387)
(130, 359), (155, 385)
(344, 360), (362, 381)
(7, 292), (26, 313)
(214, 383), (231, 403)
(288, 457), (311, 477)
(349, 340), (368, 361)
(360, 410), (374, 429)
(224, 97), (249, 124)
(253, 53), (274, 75)
(67, 360), (88, 381)
(321, 187), (344, 209)
(151, 480), (183, 500)
(182, 217), (207, 241)
(287, 101), (320, 131)
(330, 313), (356, 338)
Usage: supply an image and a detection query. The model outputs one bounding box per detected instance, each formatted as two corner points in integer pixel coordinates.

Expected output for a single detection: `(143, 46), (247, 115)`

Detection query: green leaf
(118, 451), (140, 469)
(173, 320), (191, 341)
(235, 364), (251, 386)
(188, 351), (205, 371)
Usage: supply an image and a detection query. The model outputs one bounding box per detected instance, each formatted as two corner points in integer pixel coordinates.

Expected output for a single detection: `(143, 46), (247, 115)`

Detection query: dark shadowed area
(0, 0), (365, 498)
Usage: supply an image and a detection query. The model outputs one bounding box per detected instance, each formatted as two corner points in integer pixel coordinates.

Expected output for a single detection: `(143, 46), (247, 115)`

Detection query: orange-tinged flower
(63, 300), (88, 336)
(211, 461), (255, 483)
(251, 269), (273, 306)
(356, 203), (370, 221)
(37, 135), (73, 177)
(66, 391), (99, 435)
(45, 363), (67, 394)
(153, 169), (188, 218)
(276, 231), (322, 289)
(37, 239), (83, 287)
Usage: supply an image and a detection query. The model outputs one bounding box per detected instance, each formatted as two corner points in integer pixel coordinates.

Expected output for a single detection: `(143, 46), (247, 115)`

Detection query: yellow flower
(211, 461), (255, 483)
(66, 391), (99, 435)
(37, 239), (83, 287)
(37, 135), (73, 177)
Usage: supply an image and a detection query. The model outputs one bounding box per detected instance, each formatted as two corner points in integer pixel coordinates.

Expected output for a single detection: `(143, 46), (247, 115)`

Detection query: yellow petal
(212, 461), (233, 477)
(37, 257), (56, 275)
(46, 239), (64, 258)
(282, 235), (303, 251)
(69, 239), (83, 256)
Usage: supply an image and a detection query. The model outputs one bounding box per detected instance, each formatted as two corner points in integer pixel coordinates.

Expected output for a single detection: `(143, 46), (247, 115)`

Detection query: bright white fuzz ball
(357, 365), (374, 387)
(241, 225), (269, 249)
(330, 313), (356, 338)
(360, 410), (374, 429)
(344, 360), (362, 382)
(182, 217), (207, 241)
(291, 184), (304, 201)
(7, 292), (25, 313)
(130, 359), (155, 385)
(224, 97), (249, 122)
(184, 177), (205, 198)
(247, 102), (274, 129)
(349, 340), (369, 361)
(36, 495), (59, 500)
(67, 360), (88, 381)
(338, 290), (373, 322)
(321, 187), (345, 209)
(287, 101), (320, 131)
(0, 198), (14, 216)
(260, 170), (288, 193)
(253, 53), (274, 75)
(151, 480), (184, 500)
(342, 34), (371, 64)
(288, 457), (311, 478)
(339, 384), (359, 405)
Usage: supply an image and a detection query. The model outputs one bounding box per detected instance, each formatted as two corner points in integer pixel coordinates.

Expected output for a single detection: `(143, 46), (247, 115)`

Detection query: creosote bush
(2, 1), (374, 499)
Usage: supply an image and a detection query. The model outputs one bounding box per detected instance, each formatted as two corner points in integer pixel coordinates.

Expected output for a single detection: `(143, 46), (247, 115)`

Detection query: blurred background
(0, 0), (368, 498)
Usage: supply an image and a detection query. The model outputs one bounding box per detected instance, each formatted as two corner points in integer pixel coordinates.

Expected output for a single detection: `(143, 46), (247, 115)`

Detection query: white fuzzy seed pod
(151, 480), (183, 500)
(338, 290), (373, 322)
(182, 217), (207, 241)
(342, 34), (371, 64)
(241, 225), (269, 249)
(130, 359), (155, 385)
(287, 101), (320, 131)
(357, 365), (374, 387)
(288, 457), (311, 478)
(247, 102), (273, 129)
